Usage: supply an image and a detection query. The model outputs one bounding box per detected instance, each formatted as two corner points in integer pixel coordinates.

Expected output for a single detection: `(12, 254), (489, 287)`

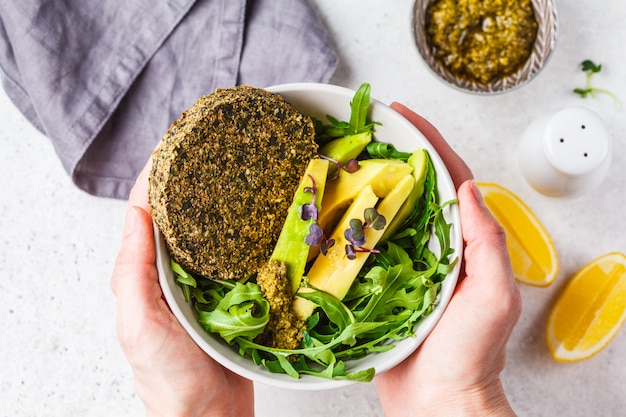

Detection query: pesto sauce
(425, 0), (538, 85)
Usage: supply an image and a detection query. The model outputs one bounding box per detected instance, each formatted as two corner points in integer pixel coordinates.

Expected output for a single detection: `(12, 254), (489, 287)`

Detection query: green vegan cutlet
(149, 86), (318, 280)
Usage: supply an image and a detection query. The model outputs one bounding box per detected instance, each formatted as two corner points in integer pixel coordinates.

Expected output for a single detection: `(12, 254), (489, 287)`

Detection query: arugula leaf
(235, 321), (385, 380)
(351, 262), (408, 323)
(196, 282), (269, 343)
(365, 142), (413, 161)
(348, 83), (371, 134)
(321, 83), (381, 139)
(296, 289), (355, 332)
(171, 260), (197, 302)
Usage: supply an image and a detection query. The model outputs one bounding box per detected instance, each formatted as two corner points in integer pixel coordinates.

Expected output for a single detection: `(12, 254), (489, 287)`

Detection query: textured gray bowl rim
(413, 0), (559, 94)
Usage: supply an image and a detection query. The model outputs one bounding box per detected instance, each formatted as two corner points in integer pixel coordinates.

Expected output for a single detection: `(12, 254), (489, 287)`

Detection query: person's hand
(375, 103), (522, 416)
(111, 161), (254, 417)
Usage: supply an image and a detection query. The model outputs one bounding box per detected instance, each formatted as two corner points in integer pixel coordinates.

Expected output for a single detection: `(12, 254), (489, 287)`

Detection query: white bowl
(155, 83), (462, 390)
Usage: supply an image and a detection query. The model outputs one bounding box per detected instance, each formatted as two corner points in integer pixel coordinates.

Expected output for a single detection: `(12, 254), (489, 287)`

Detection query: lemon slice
(477, 182), (558, 287)
(547, 252), (626, 362)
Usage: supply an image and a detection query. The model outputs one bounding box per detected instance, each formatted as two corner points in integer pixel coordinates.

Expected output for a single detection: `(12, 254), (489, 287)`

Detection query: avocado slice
(380, 149), (428, 241)
(319, 132), (372, 176)
(294, 175), (415, 320)
(270, 158), (330, 293)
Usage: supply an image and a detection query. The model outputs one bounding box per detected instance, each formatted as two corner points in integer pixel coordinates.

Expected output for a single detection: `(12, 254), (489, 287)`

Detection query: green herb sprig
(322, 83), (381, 139)
(574, 60), (622, 111)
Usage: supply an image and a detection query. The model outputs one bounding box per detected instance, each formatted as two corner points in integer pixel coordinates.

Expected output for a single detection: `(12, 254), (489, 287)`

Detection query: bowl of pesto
(413, 0), (558, 94)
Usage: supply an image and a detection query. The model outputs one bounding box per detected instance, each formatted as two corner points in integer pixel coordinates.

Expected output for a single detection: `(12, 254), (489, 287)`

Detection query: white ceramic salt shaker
(518, 107), (612, 197)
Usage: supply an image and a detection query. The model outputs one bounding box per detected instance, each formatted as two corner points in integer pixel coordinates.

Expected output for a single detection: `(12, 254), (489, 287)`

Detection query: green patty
(149, 86), (318, 279)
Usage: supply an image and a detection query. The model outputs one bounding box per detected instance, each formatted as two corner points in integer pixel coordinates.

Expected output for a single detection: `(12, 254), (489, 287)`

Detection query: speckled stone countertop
(1, 1), (625, 416)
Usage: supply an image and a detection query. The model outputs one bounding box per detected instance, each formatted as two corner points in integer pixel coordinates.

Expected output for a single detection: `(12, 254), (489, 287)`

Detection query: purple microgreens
(319, 154), (342, 179)
(343, 207), (387, 259)
(318, 154), (361, 179)
(344, 219), (366, 247)
(345, 244), (357, 260)
(301, 174), (319, 221)
(301, 174), (337, 254)
(304, 223), (335, 255)
(345, 244), (380, 260)
(343, 159), (360, 173)
(305, 223), (324, 247)
(301, 204), (318, 221)
(303, 174), (317, 196)
(364, 207), (386, 230)
(320, 238), (335, 256)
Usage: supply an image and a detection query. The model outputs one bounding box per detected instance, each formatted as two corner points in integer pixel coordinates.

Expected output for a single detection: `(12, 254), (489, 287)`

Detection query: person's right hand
(376, 103), (522, 416)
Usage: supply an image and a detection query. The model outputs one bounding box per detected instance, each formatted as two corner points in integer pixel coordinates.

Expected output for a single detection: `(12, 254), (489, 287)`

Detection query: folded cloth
(0, 0), (338, 199)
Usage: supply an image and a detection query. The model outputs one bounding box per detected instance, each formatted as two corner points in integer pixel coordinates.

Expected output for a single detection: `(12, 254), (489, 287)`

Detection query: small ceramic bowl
(155, 83), (462, 390)
(413, 0), (558, 94)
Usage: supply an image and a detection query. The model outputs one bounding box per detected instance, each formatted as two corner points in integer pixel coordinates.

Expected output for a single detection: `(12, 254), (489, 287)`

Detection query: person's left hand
(111, 161), (254, 417)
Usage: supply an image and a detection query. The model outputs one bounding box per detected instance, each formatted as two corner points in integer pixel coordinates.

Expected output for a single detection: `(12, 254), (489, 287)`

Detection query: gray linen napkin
(0, 0), (338, 199)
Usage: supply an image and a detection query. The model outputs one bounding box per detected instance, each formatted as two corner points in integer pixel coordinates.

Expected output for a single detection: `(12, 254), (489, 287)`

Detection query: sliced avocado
(319, 132), (372, 176)
(270, 158), (330, 293)
(293, 175), (415, 320)
(381, 149), (428, 241)
(317, 159), (413, 236)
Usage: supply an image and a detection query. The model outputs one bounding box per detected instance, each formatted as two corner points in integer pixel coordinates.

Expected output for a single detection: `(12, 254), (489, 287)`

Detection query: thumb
(111, 205), (157, 297)
(111, 205), (164, 356)
(458, 180), (506, 247)
(456, 180), (521, 324)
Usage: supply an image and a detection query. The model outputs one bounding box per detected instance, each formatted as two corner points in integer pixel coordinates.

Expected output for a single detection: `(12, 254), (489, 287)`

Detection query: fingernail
(123, 206), (140, 237)
(470, 181), (486, 207)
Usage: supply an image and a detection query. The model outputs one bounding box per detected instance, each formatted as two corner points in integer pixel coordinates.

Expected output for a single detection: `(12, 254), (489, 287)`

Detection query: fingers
(457, 180), (522, 327)
(390, 102), (473, 189)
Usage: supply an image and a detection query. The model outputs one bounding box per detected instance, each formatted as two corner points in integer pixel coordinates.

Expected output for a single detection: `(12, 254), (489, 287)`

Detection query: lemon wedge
(546, 252), (626, 362)
(477, 182), (559, 287)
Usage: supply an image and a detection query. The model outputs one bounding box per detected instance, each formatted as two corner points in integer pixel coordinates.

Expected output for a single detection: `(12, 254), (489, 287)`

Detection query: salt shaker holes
(518, 107), (612, 196)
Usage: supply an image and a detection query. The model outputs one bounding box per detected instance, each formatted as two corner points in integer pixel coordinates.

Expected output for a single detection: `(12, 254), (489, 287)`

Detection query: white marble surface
(1, 0), (625, 415)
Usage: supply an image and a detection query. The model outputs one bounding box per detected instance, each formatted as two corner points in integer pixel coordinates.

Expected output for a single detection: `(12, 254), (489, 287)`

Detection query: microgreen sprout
(301, 174), (319, 221)
(304, 223), (335, 255)
(574, 60), (622, 111)
(302, 175), (335, 254)
(319, 154), (361, 179)
(364, 207), (387, 230)
(343, 158), (361, 173)
(343, 219), (365, 250)
(343, 208), (386, 260)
